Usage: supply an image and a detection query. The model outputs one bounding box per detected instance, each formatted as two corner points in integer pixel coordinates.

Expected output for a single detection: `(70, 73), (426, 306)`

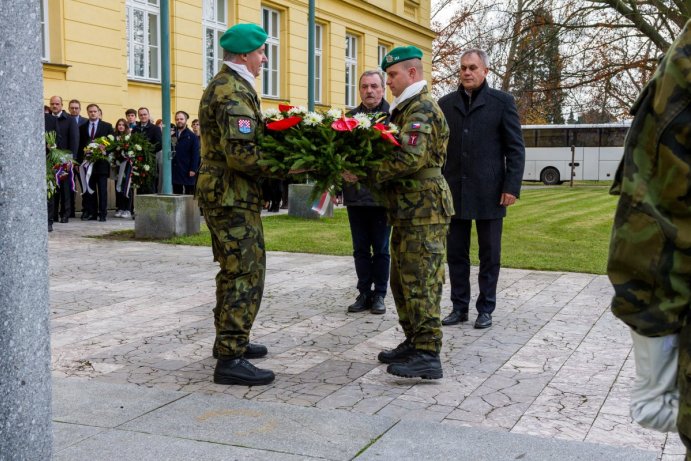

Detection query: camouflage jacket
(608, 20), (691, 337)
(374, 86), (455, 226)
(195, 65), (271, 213)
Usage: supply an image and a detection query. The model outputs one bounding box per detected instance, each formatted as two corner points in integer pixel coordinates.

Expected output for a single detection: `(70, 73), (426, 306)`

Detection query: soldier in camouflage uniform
(195, 23), (276, 386)
(608, 20), (691, 457)
(373, 46), (455, 379)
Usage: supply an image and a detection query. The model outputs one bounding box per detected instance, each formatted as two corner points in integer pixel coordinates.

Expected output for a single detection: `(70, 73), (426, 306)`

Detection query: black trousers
(447, 218), (503, 314)
(85, 173), (108, 219)
(173, 184), (196, 195)
(346, 206), (391, 297)
(52, 183), (71, 220)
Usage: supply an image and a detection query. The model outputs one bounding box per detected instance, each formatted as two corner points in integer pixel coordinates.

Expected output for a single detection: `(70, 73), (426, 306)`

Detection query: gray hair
(461, 49), (489, 68)
(223, 50), (239, 62)
(359, 70), (385, 87)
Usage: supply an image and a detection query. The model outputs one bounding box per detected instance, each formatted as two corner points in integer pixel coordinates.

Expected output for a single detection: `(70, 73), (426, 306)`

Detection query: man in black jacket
(438, 49), (525, 329)
(344, 70), (391, 315)
(47, 96), (79, 223)
(132, 107), (162, 194)
(79, 104), (113, 221)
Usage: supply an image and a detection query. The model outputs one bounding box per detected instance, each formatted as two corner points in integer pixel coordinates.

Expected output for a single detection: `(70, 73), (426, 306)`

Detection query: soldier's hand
(500, 193), (516, 207)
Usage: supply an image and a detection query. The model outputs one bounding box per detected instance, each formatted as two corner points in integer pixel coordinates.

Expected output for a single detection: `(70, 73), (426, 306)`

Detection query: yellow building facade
(42, 0), (435, 124)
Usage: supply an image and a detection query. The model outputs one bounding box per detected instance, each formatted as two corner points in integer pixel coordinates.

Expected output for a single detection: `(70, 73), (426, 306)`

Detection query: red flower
(279, 104), (295, 112)
(331, 117), (358, 132)
(137, 156), (144, 161)
(267, 116), (302, 131)
(373, 123), (401, 147)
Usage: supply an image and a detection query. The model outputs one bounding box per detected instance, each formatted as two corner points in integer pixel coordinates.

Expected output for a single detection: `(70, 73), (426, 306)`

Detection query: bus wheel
(541, 167), (560, 185)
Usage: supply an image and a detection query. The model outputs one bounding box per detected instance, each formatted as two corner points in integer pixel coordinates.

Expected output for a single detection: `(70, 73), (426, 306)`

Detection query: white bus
(522, 123), (630, 185)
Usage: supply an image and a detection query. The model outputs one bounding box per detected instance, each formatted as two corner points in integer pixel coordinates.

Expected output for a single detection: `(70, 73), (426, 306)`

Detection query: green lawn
(105, 187), (619, 274)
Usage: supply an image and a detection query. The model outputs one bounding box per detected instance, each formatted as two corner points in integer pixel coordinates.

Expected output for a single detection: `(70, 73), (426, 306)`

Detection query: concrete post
(0, 1), (53, 459)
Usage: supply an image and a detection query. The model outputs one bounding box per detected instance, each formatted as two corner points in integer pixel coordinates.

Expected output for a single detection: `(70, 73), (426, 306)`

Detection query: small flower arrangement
(82, 135), (114, 164)
(110, 132), (155, 189)
(258, 104), (400, 200)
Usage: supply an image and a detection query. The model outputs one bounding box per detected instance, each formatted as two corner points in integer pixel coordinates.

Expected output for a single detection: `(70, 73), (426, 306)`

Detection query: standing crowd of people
(44, 99), (201, 231)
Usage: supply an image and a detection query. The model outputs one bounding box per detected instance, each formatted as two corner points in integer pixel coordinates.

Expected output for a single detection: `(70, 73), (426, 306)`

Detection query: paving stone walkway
(48, 213), (684, 460)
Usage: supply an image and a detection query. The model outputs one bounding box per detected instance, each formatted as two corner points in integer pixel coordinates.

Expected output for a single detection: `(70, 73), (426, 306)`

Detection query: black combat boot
(386, 350), (443, 380)
(377, 340), (416, 364)
(213, 342), (268, 359)
(347, 292), (371, 313)
(214, 357), (275, 385)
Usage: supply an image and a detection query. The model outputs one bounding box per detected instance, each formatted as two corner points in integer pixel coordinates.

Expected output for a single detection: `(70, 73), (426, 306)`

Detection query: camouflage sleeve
(374, 111), (433, 183)
(607, 22), (691, 337)
(217, 93), (272, 177)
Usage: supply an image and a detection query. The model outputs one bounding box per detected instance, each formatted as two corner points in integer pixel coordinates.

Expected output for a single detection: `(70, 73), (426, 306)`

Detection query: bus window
(523, 129), (536, 148)
(570, 128), (599, 147)
(601, 127), (628, 147)
(536, 129), (567, 147)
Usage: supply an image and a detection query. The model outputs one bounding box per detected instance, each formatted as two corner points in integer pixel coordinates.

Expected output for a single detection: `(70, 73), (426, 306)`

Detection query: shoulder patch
(238, 118), (253, 134)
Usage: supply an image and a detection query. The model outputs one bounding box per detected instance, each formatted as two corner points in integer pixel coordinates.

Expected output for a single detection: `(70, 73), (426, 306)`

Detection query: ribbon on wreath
(311, 190), (332, 216)
(115, 159), (134, 198)
(54, 162), (77, 192)
(79, 161), (94, 194)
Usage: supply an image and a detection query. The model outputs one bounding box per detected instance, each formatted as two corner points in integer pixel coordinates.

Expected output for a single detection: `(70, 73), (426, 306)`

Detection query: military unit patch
(238, 118), (252, 134)
(408, 133), (419, 146)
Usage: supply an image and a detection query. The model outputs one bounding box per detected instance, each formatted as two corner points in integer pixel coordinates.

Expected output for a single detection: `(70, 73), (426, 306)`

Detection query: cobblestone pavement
(48, 214), (684, 460)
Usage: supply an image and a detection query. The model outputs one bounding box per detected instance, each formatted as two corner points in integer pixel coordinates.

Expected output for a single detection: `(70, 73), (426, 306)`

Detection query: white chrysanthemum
(107, 134), (115, 141)
(303, 112), (324, 126)
(143, 164), (150, 171)
(326, 108), (342, 119)
(263, 108), (281, 119)
(127, 150), (134, 157)
(353, 113), (372, 129)
(388, 123), (399, 134)
(124, 134), (130, 141)
(134, 144), (142, 151)
(288, 106), (308, 116)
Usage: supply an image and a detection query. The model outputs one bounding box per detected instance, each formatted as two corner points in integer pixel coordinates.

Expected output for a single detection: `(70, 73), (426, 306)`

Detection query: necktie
(90, 123), (95, 140)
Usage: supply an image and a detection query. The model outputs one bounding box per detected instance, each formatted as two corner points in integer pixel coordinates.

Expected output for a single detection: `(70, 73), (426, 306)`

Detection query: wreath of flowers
(110, 132), (156, 190)
(82, 135), (114, 164)
(258, 104), (400, 200)
(45, 131), (76, 199)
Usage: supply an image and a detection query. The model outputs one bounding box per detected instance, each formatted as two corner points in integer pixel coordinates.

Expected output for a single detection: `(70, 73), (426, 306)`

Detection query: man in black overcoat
(437, 48), (525, 329)
(46, 95), (79, 223)
(78, 104), (113, 221)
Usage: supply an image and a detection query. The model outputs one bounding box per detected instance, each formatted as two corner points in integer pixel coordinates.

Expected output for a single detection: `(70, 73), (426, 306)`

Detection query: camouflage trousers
(204, 207), (266, 359)
(678, 321), (691, 460)
(389, 223), (447, 353)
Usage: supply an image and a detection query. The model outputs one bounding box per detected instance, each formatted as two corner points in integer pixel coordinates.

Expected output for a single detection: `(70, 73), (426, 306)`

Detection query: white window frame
(40, 0), (49, 61)
(126, 0), (161, 82)
(202, 0), (227, 86)
(345, 34), (358, 108)
(262, 7), (280, 98)
(378, 44), (389, 85)
(314, 24), (323, 104)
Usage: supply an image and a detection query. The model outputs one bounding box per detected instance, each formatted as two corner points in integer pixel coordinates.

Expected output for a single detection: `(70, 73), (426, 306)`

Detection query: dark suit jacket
(79, 120), (114, 174)
(73, 115), (88, 128)
(171, 127), (200, 186)
(45, 112), (79, 159)
(133, 121), (162, 152)
(438, 81), (525, 220)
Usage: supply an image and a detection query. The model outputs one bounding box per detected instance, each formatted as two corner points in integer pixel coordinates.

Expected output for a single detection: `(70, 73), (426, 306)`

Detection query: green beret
(219, 23), (268, 54)
(381, 46), (423, 71)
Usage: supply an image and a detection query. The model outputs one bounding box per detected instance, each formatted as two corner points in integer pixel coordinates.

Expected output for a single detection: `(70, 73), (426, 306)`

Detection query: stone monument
(0, 1), (53, 458)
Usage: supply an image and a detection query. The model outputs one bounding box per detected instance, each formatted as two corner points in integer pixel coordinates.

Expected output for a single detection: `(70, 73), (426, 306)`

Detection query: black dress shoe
(88, 215), (97, 221)
(81, 213), (91, 221)
(386, 350), (443, 380)
(48, 223), (53, 232)
(213, 343), (268, 359)
(99, 217), (106, 222)
(474, 312), (492, 329)
(370, 295), (386, 315)
(214, 357), (275, 386)
(441, 309), (468, 326)
(378, 340), (416, 364)
(347, 293), (371, 313)
(59, 216), (69, 223)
